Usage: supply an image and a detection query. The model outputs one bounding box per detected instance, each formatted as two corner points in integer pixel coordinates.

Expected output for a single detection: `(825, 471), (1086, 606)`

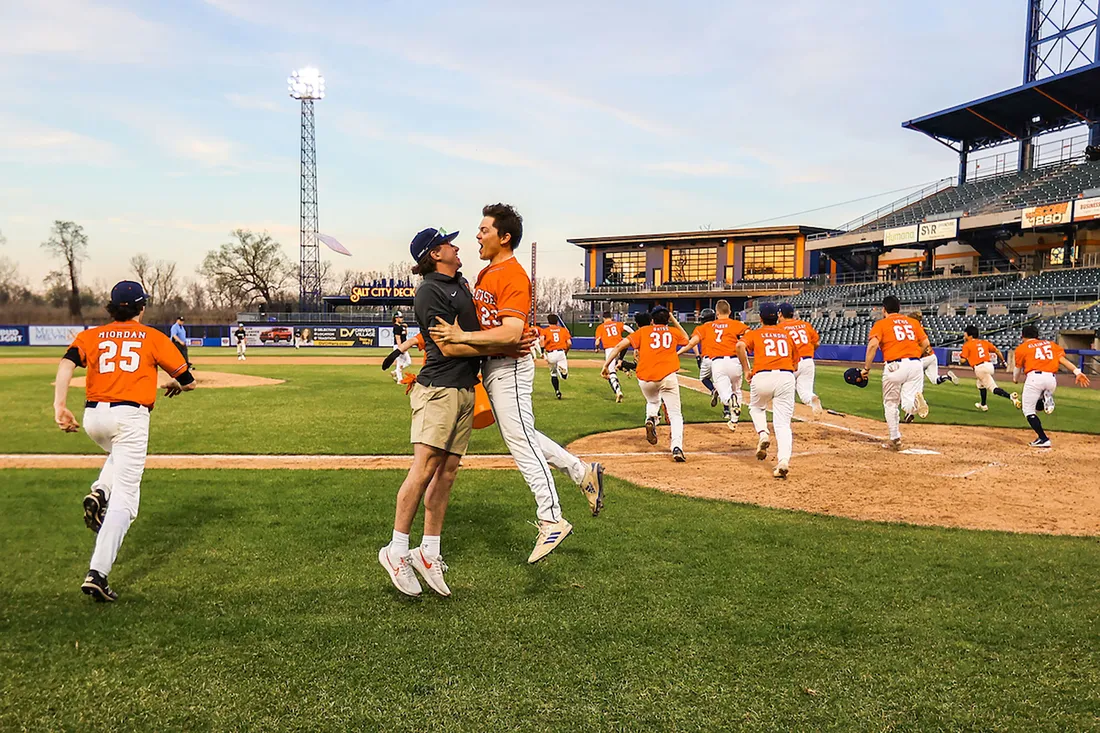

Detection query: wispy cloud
(0, 0), (172, 64)
(225, 93), (280, 112)
(0, 116), (119, 166)
(642, 161), (748, 178)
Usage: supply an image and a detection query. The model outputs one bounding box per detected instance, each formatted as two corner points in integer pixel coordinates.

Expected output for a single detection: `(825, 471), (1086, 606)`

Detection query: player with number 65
(862, 295), (931, 452)
(52, 280), (197, 603)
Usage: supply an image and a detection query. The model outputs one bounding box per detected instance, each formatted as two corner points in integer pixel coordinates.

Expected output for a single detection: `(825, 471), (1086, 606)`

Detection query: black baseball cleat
(81, 570), (118, 602)
(645, 417), (658, 445)
(903, 413), (915, 424)
(672, 447), (686, 462)
(83, 488), (107, 533)
(560, 373), (567, 381)
(710, 391), (719, 408)
(556, 391), (562, 400)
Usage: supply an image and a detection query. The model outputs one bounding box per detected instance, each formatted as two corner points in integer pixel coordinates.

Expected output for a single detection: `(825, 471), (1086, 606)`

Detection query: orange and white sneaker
(755, 433), (770, 461)
(408, 547), (451, 597)
(528, 519), (573, 564)
(378, 546), (421, 596)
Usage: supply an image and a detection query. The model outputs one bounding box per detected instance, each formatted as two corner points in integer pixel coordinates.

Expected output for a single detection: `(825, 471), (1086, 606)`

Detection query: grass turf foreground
(2, 469), (1097, 731)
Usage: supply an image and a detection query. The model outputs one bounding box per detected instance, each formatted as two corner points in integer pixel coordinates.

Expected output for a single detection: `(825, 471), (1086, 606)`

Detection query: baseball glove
(381, 348), (402, 370)
(843, 367), (869, 388)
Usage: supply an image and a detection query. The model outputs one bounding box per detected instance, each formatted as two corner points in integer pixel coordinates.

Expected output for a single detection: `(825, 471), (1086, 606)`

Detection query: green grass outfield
(2, 469), (1097, 731)
(2, 358), (1097, 455)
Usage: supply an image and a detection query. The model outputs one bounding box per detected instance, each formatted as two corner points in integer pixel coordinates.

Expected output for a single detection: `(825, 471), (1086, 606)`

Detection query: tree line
(0, 222), (584, 323)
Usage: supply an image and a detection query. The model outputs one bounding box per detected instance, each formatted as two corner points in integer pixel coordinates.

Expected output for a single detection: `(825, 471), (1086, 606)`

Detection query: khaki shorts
(409, 382), (476, 456)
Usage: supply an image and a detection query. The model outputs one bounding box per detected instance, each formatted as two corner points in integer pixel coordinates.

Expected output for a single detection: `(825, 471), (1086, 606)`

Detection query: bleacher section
(978, 267), (1100, 301)
(790, 283), (885, 309)
(852, 160), (1100, 233)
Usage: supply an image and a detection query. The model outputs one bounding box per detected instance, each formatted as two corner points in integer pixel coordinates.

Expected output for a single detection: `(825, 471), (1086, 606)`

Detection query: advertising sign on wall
(0, 325), (29, 346)
(29, 325), (85, 346)
(1021, 201), (1071, 228)
(1073, 196), (1100, 222)
(917, 219), (958, 242)
(883, 225), (918, 247)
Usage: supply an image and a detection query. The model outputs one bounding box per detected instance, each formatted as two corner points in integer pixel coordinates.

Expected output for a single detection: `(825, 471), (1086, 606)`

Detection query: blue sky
(0, 0), (1025, 288)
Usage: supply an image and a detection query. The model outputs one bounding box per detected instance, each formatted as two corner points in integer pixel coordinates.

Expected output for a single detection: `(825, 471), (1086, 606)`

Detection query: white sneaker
(378, 547), (422, 596)
(408, 547), (451, 597)
(947, 370), (959, 385)
(1043, 393), (1055, 414)
(755, 433), (770, 461)
(727, 415), (738, 432)
(1029, 438), (1052, 448)
(810, 395), (823, 418)
(615, 391), (623, 403)
(1011, 391), (1022, 409)
(889, 438), (902, 452)
(580, 462), (604, 516)
(975, 403), (989, 412)
(914, 392), (930, 419)
(528, 519), (573, 563)
(773, 461), (789, 479)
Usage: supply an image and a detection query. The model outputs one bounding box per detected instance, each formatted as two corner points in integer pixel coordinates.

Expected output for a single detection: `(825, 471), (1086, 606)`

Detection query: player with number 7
(52, 280), (197, 603)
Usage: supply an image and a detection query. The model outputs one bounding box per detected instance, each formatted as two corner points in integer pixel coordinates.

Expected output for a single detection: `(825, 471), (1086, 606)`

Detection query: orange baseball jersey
(472, 256), (531, 329)
(781, 319), (819, 360)
(541, 324), (570, 351)
(594, 321), (627, 348)
(960, 338), (995, 367)
(696, 317), (748, 358)
(414, 332), (427, 366)
(741, 325), (798, 375)
(869, 313), (927, 361)
(628, 324), (688, 382)
(1015, 338), (1065, 373)
(69, 323), (187, 407)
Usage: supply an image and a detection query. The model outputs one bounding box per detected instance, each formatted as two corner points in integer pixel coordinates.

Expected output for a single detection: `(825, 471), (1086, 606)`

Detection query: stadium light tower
(288, 67), (325, 312)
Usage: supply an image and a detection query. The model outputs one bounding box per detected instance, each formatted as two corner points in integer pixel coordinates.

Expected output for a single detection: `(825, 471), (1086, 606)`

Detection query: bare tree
(41, 220), (89, 318)
(200, 229), (292, 308)
(184, 277), (207, 311)
(130, 253), (180, 313)
(0, 256), (25, 303)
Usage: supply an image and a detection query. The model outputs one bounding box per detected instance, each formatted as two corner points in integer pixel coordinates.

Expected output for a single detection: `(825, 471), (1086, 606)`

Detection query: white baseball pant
(236, 340), (246, 358)
(794, 357), (817, 405)
(749, 370), (795, 466)
(882, 358), (924, 440)
(698, 355), (712, 383)
(482, 355), (587, 523)
(639, 373), (684, 451)
(974, 362), (998, 391)
(921, 354), (939, 385)
(1020, 371), (1057, 417)
(605, 348), (623, 395)
(83, 403), (150, 576)
(710, 356), (743, 417)
(393, 350), (412, 380)
(546, 350), (568, 378)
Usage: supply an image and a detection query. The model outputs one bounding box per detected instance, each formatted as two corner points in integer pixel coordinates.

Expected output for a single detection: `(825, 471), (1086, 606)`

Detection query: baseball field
(2, 347), (1098, 731)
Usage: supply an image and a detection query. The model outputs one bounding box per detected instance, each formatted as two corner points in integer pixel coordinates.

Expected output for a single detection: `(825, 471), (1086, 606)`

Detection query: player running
(959, 326), (1012, 411)
(52, 281), (197, 602)
(737, 303), (799, 479)
(908, 314), (959, 408)
(390, 313), (412, 382)
(677, 299), (747, 431)
(430, 203), (604, 562)
(862, 295), (931, 451)
(603, 306), (689, 462)
(540, 314), (571, 399)
(594, 311), (632, 402)
(778, 303), (823, 418)
(1012, 324), (1090, 447)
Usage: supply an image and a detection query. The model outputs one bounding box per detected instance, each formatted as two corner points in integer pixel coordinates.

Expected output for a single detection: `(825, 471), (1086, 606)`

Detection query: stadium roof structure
(567, 224), (833, 249)
(902, 62), (1100, 152)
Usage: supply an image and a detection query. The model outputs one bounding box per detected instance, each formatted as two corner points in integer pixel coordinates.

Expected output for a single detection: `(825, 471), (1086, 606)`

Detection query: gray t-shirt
(414, 271), (481, 389)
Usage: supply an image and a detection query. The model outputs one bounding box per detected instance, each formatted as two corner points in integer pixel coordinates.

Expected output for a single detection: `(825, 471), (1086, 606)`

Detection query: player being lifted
(778, 303), (824, 418)
(603, 307), (690, 462)
(540, 314), (571, 399)
(53, 281), (197, 602)
(431, 203), (604, 563)
(737, 302), (799, 479)
(1012, 323), (1090, 447)
(959, 326), (1013, 411)
(862, 295), (931, 451)
(594, 311), (632, 402)
(678, 299), (747, 431)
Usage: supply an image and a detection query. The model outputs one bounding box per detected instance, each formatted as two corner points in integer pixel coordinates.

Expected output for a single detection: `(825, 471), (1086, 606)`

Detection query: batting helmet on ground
(844, 367), (869, 388)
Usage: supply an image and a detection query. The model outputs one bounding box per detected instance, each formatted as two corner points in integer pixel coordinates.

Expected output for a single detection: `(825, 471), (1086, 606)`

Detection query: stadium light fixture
(288, 67), (325, 100)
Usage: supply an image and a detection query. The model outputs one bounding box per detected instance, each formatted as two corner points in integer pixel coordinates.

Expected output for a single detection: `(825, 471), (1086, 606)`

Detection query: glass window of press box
(669, 247), (717, 282)
(743, 244), (795, 280)
(602, 250), (647, 286)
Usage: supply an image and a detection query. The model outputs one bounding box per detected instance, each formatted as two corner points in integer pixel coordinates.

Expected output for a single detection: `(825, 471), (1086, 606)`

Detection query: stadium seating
(979, 266), (1100, 301)
(851, 160), (1100, 233)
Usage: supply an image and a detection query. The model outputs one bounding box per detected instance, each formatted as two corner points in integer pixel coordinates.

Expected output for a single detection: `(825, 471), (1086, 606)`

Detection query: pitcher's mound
(65, 371), (284, 389)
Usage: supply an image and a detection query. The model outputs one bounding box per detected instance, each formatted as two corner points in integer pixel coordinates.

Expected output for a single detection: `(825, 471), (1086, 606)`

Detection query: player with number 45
(53, 281), (197, 603)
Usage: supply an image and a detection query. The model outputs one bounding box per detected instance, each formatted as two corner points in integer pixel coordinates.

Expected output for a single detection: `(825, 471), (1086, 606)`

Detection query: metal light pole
(288, 67), (325, 312)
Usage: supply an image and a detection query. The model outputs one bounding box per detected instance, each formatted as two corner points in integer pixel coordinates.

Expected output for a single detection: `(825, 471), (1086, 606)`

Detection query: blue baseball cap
(779, 302), (795, 318)
(410, 227), (460, 263)
(110, 280), (148, 307)
(759, 302), (779, 320)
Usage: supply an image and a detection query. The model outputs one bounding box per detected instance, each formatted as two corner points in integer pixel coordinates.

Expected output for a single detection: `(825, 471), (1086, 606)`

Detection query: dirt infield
(61, 370), (284, 389)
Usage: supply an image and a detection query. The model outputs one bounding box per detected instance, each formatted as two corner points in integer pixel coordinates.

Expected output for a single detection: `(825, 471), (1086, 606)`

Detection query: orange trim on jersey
(869, 313), (926, 361)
